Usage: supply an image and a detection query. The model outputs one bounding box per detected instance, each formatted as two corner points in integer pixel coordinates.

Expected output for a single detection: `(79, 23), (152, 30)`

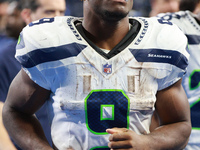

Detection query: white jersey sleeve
(156, 21), (189, 90)
(16, 17), (82, 90)
(16, 18), (59, 90)
(131, 17), (189, 91)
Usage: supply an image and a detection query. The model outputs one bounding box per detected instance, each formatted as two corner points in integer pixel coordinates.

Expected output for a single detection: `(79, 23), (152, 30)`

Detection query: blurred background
(64, 0), (152, 17)
(64, 0), (180, 17)
(1, 0), (181, 32)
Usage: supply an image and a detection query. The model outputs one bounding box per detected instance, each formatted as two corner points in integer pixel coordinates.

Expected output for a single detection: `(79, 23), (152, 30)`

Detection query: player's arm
(107, 79), (191, 150)
(147, 79), (191, 149)
(0, 102), (17, 150)
(2, 69), (53, 150)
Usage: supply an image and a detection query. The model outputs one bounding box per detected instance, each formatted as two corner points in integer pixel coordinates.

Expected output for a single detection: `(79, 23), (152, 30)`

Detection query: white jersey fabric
(16, 16), (189, 150)
(157, 11), (200, 150)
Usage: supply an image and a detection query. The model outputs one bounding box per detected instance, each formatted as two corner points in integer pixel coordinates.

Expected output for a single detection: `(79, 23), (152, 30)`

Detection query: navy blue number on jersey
(157, 13), (182, 25)
(29, 18), (54, 27)
(158, 13), (181, 21)
(190, 98), (200, 129)
(189, 70), (200, 90)
(157, 19), (173, 25)
(85, 90), (130, 135)
(190, 70), (200, 129)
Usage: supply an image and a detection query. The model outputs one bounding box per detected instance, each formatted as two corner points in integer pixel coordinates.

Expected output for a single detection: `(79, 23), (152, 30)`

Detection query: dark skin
(3, 0), (191, 149)
(3, 70), (52, 150)
(106, 79), (191, 150)
(82, 0), (133, 50)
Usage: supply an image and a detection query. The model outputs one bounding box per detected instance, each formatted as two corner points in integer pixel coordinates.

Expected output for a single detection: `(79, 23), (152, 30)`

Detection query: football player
(3, 0), (191, 149)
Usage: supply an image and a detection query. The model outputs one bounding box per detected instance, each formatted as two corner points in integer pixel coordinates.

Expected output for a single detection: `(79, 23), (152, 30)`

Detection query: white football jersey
(157, 11), (200, 150)
(16, 16), (189, 150)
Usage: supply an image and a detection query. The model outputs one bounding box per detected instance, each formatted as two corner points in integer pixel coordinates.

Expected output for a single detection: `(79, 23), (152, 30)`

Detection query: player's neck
(82, 17), (130, 50)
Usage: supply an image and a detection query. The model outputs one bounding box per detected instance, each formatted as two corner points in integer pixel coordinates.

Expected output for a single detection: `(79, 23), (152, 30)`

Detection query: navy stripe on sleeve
(129, 48), (188, 70)
(16, 42), (87, 68)
(186, 34), (200, 45)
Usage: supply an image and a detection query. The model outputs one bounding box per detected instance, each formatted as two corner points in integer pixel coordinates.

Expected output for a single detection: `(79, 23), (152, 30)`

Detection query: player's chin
(102, 9), (129, 22)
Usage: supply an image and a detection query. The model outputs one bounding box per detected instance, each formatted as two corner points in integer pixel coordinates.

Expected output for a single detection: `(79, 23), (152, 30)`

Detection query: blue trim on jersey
(129, 48), (188, 70)
(186, 34), (200, 45)
(17, 33), (25, 49)
(16, 42), (87, 68)
(29, 18), (55, 27)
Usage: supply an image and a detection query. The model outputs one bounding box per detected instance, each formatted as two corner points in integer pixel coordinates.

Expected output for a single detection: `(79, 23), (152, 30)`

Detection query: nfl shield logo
(103, 64), (112, 74)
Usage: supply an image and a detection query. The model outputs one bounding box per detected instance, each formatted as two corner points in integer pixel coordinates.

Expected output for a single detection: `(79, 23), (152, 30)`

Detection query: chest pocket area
(126, 64), (172, 110)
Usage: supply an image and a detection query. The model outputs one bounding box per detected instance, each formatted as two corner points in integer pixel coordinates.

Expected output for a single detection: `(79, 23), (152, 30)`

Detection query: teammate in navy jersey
(155, 0), (200, 149)
(3, 0), (191, 149)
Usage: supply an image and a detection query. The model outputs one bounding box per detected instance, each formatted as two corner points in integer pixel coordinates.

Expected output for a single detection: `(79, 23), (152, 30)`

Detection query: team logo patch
(103, 64), (112, 74)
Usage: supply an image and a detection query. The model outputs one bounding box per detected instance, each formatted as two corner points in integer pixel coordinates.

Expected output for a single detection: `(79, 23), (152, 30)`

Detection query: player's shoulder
(18, 16), (82, 52)
(157, 11), (189, 20)
(132, 16), (180, 31)
(135, 16), (179, 29)
(133, 17), (187, 50)
(156, 11), (196, 31)
(22, 16), (78, 36)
